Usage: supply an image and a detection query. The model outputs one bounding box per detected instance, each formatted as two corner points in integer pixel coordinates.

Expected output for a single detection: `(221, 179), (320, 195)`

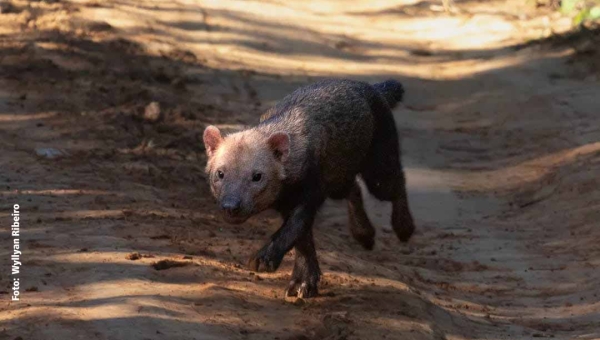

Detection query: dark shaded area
(514, 24), (600, 50)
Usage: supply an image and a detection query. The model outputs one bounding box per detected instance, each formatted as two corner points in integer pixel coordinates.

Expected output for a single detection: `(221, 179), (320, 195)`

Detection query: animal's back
(259, 79), (381, 197)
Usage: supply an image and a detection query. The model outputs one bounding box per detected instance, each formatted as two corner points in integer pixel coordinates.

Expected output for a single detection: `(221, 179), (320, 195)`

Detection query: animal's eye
(217, 170), (224, 179)
(252, 173), (262, 182)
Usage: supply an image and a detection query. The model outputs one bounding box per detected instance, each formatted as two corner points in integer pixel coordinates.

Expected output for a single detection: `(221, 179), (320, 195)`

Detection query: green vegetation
(560, 0), (600, 25)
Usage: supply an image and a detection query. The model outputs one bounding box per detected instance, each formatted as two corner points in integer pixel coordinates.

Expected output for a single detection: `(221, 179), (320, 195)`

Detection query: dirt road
(1, 0), (599, 339)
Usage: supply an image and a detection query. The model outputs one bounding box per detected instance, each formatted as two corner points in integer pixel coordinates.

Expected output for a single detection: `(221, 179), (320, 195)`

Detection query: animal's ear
(203, 125), (223, 158)
(267, 132), (290, 162)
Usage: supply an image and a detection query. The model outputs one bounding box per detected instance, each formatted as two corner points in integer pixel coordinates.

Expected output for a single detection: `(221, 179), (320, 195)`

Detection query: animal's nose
(221, 196), (241, 214)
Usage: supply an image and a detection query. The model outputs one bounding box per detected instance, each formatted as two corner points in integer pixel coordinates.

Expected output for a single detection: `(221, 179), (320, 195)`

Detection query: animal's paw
(285, 280), (318, 299)
(246, 243), (284, 273)
(354, 231), (375, 250)
(285, 267), (320, 299)
(393, 221), (415, 243)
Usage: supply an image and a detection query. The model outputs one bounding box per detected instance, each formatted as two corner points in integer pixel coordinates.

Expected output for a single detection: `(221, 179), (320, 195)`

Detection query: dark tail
(373, 79), (404, 109)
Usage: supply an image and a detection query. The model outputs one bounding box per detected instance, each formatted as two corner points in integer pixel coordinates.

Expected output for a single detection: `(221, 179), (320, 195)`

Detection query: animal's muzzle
(221, 196), (242, 216)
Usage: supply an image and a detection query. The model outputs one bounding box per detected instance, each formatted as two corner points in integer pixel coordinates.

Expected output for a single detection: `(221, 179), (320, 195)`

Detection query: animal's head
(202, 125), (290, 224)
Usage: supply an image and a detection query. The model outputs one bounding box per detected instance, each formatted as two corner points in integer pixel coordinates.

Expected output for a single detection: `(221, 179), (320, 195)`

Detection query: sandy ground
(1, 0), (600, 339)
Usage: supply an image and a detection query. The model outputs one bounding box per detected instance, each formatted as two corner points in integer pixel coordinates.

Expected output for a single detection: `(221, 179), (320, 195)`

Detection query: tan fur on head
(202, 127), (290, 223)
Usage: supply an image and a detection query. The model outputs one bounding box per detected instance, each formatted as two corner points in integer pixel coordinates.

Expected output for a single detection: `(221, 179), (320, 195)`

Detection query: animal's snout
(221, 196), (242, 215)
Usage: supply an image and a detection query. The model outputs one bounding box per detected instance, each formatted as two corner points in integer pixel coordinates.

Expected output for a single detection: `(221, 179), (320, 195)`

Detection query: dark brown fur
(203, 79), (415, 298)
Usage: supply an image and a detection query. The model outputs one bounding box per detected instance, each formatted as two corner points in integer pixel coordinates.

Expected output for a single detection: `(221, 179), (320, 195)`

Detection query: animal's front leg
(285, 228), (320, 298)
(247, 203), (320, 273)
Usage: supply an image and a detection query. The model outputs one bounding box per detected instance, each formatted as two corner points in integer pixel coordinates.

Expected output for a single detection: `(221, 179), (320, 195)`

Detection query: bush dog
(203, 79), (415, 298)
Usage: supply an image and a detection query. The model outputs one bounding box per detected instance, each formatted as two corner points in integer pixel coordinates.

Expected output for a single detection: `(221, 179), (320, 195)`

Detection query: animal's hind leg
(390, 174), (415, 242)
(361, 137), (415, 242)
(347, 178), (376, 250)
